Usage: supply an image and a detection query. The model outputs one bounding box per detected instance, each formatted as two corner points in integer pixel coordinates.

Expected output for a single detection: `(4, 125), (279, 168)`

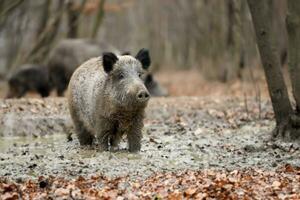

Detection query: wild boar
(68, 49), (151, 152)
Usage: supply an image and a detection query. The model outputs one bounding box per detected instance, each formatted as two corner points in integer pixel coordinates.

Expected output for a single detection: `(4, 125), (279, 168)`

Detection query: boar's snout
(136, 90), (150, 103)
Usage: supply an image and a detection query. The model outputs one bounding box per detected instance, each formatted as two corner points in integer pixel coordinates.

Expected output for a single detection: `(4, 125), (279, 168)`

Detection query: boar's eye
(138, 72), (144, 78)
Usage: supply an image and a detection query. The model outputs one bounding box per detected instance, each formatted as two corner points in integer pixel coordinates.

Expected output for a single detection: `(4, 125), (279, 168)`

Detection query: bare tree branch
(24, 0), (65, 63)
(0, 0), (24, 29)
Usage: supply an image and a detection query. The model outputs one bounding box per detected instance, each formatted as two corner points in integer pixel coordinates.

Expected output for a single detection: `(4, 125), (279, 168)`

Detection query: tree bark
(66, 0), (86, 38)
(247, 0), (292, 126)
(286, 0), (300, 111)
(90, 0), (105, 39)
(36, 0), (51, 37)
(226, 0), (244, 81)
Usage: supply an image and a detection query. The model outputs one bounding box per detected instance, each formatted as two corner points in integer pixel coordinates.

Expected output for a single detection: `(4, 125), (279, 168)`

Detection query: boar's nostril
(137, 91), (150, 102)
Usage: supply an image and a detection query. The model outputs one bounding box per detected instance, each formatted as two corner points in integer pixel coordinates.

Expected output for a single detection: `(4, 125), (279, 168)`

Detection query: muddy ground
(1, 97), (300, 183)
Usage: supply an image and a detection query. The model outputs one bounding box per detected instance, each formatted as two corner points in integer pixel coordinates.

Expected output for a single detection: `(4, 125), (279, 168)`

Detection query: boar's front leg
(127, 118), (144, 152)
(110, 130), (123, 151)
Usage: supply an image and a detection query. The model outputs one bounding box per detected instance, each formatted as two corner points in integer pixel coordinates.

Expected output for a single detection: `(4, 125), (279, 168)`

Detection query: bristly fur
(68, 50), (151, 152)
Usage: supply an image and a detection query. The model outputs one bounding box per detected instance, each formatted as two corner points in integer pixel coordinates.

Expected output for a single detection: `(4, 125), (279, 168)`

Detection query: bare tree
(0, 0), (257, 76)
(247, 0), (300, 140)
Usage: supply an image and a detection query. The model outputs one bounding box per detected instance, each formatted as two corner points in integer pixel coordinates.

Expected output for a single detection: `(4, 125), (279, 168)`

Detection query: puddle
(0, 134), (66, 153)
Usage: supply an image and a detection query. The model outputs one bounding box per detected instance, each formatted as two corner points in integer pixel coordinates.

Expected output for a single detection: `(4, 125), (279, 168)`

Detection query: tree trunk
(226, 0), (244, 81)
(247, 0), (296, 139)
(286, 0), (300, 111)
(36, 0), (51, 37)
(226, 0), (234, 48)
(90, 0), (105, 39)
(66, 0), (86, 38)
(271, 0), (288, 66)
(248, 0), (300, 140)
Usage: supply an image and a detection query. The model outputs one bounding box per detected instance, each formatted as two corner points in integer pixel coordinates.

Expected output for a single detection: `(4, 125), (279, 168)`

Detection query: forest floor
(1, 70), (300, 199)
(1, 97), (300, 199)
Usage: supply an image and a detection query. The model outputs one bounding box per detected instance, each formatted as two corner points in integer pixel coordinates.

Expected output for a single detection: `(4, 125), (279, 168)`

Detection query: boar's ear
(102, 52), (118, 73)
(136, 48), (151, 70)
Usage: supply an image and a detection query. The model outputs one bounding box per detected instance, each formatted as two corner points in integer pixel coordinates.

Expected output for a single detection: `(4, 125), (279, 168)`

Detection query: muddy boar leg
(51, 73), (67, 96)
(16, 87), (27, 98)
(110, 130), (123, 151)
(127, 119), (143, 152)
(38, 87), (50, 97)
(77, 127), (94, 145)
(5, 86), (16, 98)
(57, 81), (67, 97)
(96, 118), (115, 151)
(69, 105), (94, 145)
(74, 119), (94, 145)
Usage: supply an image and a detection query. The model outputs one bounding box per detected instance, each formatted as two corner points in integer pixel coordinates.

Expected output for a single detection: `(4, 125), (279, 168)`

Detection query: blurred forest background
(0, 0), (289, 96)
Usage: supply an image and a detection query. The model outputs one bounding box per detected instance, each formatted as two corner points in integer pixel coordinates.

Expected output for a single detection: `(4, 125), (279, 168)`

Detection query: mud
(0, 97), (300, 181)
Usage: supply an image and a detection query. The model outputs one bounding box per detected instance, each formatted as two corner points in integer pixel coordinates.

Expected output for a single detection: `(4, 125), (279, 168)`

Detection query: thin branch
(0, 0), (24, 17)
(0, 0), (24, 28)
(24, 0), (65, 63)
(244, 92), (249, 119)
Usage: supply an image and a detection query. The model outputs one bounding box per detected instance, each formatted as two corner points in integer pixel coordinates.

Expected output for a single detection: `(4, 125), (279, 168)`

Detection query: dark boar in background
(47, 39), (107, 96)
(144, 74), (168, 97)
(48, 39), (168, 97)
(6, 64), (50, 98)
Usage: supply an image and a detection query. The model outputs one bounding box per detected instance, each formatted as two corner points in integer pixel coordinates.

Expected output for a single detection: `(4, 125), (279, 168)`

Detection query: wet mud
(0, 97), (300, 181)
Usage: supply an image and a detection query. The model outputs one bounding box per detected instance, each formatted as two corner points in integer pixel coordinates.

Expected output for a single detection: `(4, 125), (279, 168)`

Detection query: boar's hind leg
(38, 87), (50, 97)
(57, 82), (67, 97)
(16, 87), (27, 98)
(74, 119), (94, 145)
(110, 129), (123, 151)
(50, 72), (67, 96)
(127, 120), (143, 152)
